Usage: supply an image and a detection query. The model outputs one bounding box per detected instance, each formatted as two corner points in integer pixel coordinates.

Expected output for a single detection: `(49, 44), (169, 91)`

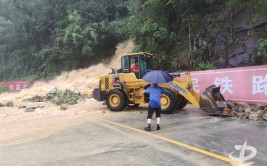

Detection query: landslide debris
(0, 101), (14, 107)
(0, 89), (82, 112)
(226, 101), (267, 121)
(23, 88), (81, 106)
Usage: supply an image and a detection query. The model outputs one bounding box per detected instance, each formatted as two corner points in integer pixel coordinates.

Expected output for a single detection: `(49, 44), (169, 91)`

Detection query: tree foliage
(125, 0), (267, 71)
(0, 0), (128, 80)
(125, 0), (224, 70)
(254, 39), (267, 64)
(0, 0), (266, 80)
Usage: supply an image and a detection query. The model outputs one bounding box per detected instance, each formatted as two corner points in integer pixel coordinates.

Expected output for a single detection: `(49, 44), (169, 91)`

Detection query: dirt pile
(226, 101), (267, 121)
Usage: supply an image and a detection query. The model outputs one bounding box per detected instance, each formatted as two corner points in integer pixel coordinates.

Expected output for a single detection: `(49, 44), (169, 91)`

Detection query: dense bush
(0, 85), (8, 94)
(51, 88), (81, 105)
(257, 39), (267, 64)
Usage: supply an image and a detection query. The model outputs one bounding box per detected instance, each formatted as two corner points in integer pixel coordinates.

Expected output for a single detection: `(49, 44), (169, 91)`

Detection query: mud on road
(0, 104), (266, 166)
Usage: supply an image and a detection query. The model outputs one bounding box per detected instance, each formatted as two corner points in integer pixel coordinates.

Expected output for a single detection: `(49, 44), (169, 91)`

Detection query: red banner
(188, 65), (267, 105)
(0, 82), (31, 92)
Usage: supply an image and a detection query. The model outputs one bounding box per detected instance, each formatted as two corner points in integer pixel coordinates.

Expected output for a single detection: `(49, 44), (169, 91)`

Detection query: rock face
(198, 9), (267, 68)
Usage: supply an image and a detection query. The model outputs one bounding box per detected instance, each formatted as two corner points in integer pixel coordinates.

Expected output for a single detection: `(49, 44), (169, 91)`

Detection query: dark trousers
(147, 105), (161, 119)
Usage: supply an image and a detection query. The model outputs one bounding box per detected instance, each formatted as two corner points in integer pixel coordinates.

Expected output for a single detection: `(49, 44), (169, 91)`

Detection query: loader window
(121, 56), (130, 73)
(146, 57), (153, 71)
(139, 56), (147, 78)
(121, 54), (153, 78)
(121, 56), (130, 72)
(140, 55), (153, 78)
(130, 57), (139, 72)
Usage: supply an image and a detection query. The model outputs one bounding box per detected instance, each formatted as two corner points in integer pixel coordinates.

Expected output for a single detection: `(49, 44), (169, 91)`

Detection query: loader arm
(166, 78), (200, 109)
(179, 72), (229, 115)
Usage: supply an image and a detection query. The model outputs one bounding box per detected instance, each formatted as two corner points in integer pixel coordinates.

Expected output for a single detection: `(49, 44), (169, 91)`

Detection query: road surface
(0, 105), (266, 166)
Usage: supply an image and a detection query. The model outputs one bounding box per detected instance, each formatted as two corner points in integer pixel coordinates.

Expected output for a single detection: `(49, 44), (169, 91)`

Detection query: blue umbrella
(142, 70), (173, 84)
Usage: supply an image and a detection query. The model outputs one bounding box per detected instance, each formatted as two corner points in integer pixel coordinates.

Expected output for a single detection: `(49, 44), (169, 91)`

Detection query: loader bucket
(199, 85), (228, 115)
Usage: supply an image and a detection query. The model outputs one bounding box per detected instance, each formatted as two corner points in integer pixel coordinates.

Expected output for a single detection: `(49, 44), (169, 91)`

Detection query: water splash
(0, 40), (134, 100)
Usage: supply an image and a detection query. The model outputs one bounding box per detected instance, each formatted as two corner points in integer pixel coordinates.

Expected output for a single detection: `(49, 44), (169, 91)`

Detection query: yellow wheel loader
(93, 52), (228, 115)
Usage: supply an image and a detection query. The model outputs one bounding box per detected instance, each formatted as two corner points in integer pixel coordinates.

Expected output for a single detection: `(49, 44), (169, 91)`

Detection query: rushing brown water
(0, 40), (134, 147)
(0, 40), (134, 100)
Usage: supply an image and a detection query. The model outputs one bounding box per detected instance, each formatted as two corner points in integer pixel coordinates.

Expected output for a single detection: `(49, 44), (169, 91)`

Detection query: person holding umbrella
(144, 83), (163, 131)
(142, 70), (173, 131)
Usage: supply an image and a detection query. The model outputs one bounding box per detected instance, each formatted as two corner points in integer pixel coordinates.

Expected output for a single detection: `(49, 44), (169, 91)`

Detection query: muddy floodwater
(0, 104), (266, 166)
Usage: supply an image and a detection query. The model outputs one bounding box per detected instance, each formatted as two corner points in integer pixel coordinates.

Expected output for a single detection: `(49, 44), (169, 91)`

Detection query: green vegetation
(0, 84), (8, 93)
(194, 62), (215, 70)
(51, 88), (81, 105)
(0, 0), (266, 81)
(0, 0), (128, 80)
(254, 39), (267, 64)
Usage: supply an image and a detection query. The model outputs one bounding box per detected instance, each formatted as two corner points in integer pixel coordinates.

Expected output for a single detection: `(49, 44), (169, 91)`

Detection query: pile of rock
(226, 101), (267, 121)
(0, 100), (46, 112)
(23, 94), (52, 102)
(0, 101), (14, 107)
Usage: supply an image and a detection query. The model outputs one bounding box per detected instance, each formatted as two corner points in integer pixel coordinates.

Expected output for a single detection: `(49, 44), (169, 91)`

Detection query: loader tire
(161, 89), (178, 114)
(106, 89), (127, 112)
(177, 94), (188, 110)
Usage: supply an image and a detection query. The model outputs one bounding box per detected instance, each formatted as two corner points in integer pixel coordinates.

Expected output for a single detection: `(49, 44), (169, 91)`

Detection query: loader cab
(121, 52), (154, 79)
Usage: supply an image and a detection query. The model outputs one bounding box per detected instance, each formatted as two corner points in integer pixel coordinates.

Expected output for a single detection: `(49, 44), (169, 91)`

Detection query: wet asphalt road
(0, 105), (266, 166)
